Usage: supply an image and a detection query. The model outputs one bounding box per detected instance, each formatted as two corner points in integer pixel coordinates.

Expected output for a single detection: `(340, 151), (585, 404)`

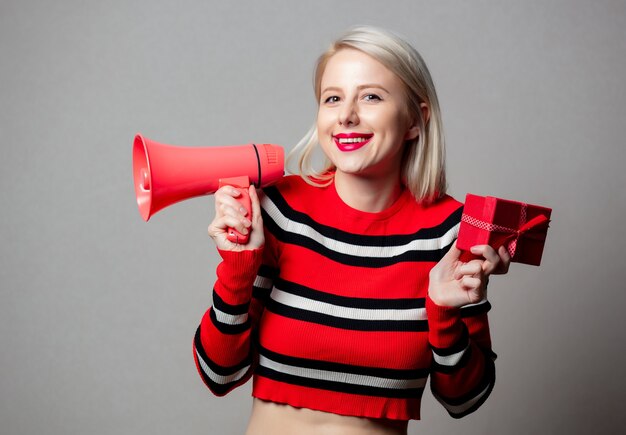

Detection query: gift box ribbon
(461, 205), (550, 257)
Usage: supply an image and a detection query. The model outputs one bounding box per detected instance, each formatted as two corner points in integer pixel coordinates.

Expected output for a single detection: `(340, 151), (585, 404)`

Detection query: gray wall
(2, 0), (625, 434)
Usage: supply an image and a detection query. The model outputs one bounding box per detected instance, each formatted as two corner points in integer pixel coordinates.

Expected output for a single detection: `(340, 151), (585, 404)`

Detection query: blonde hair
(287, 26), (447, 204)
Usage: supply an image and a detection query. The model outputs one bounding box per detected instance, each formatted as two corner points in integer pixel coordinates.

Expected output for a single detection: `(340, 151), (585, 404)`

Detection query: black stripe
(276, 278), (426, 310)
(252, 143), (261, 188)
(436, 356), (493, 406)
(259, 345), (430, 380)
(212, 289), (250, 315)
(193, 327), (253, 395)
(252, 265), (277, 304)
(252, 285), (272, 305)
(263, 186), (462, 248)
(266, 299), (429, 332)
(430, 324), (470, 357)
(193, 327), (252, 377)
(433, 349), (496, 418)
(263, 210), (454, 268)
(256, 366), (424, 399)
(196, 369), (242, 396)
(209, 308), (251, 335)
(257, 264), (279, 280)
(460, 301), (492, 318)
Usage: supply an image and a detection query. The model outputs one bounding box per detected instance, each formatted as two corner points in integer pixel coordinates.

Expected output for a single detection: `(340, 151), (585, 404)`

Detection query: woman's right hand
(208, 185), (265, 251)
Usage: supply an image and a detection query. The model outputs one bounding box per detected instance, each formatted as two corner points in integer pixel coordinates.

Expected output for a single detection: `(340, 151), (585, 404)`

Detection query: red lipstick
(333, 133), (374, 152)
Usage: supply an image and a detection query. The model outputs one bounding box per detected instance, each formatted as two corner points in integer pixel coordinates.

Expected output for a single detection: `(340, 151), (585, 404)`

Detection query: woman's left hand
(428, 242), (511, 308)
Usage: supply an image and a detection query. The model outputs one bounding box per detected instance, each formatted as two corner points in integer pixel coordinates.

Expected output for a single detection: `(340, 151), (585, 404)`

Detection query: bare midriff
(245, 398), (409, 435)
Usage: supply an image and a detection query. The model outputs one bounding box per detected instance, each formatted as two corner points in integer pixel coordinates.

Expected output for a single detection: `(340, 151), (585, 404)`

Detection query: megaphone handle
(219, 176), (252, 245)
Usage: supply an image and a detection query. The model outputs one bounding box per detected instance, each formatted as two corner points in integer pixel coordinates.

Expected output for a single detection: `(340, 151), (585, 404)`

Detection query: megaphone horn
(132, 134), (284, 243)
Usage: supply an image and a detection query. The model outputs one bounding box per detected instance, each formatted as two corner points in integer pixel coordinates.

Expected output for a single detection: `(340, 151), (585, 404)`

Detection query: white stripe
(262, 196), (459, 258)
(432, 342), (470, 367)
(461, 298), (488, 309)
(435, 383), (491, 415)
(271, 288), (426, 322)
(213, 307), (248, 325)
(434, 298), (487, 366)
(254, 275), (273, 289)
(259, 354), (427, 390)
(195, 350), (250, 385)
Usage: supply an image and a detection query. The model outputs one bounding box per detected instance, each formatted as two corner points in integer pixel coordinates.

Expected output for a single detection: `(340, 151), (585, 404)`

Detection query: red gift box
(457, 194), (552, 266)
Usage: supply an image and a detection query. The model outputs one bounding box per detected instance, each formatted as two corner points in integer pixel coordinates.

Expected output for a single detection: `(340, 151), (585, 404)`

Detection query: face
(317, 48), (419, 182)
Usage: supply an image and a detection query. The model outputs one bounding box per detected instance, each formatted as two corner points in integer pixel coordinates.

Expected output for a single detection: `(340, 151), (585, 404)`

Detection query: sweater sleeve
(192, 244), (278, 396)
(427, 295), (497, 418)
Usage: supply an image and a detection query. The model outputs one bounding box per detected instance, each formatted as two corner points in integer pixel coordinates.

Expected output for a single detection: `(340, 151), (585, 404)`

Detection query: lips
(333, 133), (374, 152)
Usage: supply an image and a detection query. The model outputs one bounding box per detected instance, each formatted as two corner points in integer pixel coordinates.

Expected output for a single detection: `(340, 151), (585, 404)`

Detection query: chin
(333, 161), (369, 175)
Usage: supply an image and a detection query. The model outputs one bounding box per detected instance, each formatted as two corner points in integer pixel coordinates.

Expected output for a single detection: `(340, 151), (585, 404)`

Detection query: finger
(470, 244), (501, 275)
(217, 192), (251, 218)
(454, 260), (482, 280)
(470, 244), (499, 263)
(430, 241), (461, 282)
(209, 215), (243, 237)
(499, 245), (511, 262)
(218, 194), (248, 214)
(461, 275), (482, 291)
(249, 186), (262, 227)
(218, 185), (243, 198)
(496, 245), (512, 274)
(214, 186), (242, 207)
(219, 215), (250, 237)
(441, 241), (462, 264)
(464, 287), (486, 305)
(215, 187), (247, 214)
(220, 202), (252, 224)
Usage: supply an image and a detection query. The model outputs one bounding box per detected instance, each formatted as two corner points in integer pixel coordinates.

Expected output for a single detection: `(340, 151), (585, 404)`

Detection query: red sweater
(193, 175), (496, 420)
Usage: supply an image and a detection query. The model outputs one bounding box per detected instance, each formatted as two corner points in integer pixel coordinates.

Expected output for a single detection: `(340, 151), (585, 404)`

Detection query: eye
(363, 94), (382, 102)
(323, 95), (340, 104)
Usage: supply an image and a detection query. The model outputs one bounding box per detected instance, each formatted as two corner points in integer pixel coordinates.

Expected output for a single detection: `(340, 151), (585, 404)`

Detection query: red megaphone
(132, 134), (284, 243)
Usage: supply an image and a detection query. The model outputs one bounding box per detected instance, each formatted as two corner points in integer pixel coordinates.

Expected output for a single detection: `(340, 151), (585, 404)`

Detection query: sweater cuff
(426, 295), (465, 349)
(215, 248), (264, 305)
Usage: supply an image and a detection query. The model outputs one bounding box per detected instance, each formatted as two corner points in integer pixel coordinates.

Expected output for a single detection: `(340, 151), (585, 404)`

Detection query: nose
(338, 100), (359, 126)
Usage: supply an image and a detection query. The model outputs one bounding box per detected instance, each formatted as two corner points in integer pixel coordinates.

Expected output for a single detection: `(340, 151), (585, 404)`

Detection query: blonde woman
(196, 26), (510, 435)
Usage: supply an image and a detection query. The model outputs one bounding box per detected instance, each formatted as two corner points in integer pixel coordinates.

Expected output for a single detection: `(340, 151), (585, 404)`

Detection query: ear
(404, 102), (430, 141)
(404, 122), (420, 141)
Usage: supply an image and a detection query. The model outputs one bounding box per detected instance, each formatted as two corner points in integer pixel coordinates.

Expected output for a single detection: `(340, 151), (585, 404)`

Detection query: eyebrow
(320, 84), (391, 94)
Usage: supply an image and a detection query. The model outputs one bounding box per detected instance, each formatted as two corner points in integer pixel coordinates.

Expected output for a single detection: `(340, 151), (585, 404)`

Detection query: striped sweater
(193, 175), (496, 420)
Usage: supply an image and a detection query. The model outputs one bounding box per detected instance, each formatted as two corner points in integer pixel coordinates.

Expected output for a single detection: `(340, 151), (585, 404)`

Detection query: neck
(334, 171), (404, 213)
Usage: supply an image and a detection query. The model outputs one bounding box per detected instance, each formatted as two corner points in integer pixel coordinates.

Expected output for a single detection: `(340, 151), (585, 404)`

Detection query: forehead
(320, 48), (403, 90)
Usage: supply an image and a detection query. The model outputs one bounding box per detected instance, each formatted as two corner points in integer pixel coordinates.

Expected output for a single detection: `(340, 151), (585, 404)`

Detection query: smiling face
(317, 48), (419, 183)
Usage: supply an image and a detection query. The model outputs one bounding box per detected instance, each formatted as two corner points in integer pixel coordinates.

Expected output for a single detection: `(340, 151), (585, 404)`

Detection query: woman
(194, 26), (510, 434)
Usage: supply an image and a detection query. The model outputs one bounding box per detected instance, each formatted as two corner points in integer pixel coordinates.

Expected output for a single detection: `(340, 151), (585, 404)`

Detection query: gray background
(1, 0), (625, 434)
